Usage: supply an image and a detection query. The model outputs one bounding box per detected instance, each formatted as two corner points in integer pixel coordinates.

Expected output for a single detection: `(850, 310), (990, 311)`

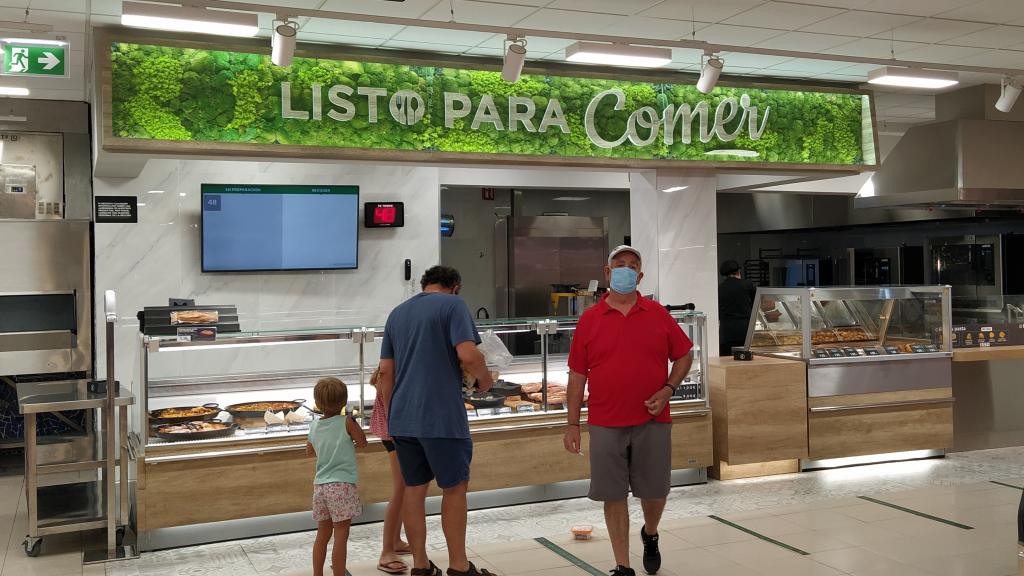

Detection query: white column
(630, 170), (720, 356)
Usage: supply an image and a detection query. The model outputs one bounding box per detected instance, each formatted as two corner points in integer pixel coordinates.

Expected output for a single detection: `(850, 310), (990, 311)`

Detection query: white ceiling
(11, 0), (1024, 126)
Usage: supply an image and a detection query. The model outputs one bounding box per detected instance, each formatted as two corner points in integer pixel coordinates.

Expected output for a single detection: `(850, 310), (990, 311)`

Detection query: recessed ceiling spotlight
(272, 19), (298, 66)
(696, 55), (724, 94)
(996, 77), (1021, 113)
(565, 41), (671, 68)
(121, 1), (259, 37)
(662, 186), (689, 193)
(502, 36), (527, 82)
(867, 66), (959, 89)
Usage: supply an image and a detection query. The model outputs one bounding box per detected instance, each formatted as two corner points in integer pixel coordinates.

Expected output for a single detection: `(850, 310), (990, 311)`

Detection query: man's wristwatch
(663, 383), (679, 393)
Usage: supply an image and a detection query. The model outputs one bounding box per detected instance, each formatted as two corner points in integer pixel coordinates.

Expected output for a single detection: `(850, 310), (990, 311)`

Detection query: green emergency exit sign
(1, 42), (67, 77)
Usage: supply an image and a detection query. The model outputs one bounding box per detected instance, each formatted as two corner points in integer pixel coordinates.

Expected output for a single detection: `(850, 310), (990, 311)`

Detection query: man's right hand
(563, 426), (581, 454)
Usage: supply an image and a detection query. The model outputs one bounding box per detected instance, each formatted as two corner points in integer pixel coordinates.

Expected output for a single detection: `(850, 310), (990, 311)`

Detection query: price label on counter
(864, 348), (881, 356)
(884, 346), (901, 354)
(476, 408), (496, 417)
(495, 407), (513, 415)
(516, 404), (535, 413)
(842, 348), (860, 357)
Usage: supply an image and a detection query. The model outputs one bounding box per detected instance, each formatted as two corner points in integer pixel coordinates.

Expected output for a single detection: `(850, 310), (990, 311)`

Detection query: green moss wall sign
(108, 41), (877, 168)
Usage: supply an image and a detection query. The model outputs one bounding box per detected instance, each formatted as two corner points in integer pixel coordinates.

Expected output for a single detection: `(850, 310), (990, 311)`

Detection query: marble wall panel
(94, 159), (440, 394)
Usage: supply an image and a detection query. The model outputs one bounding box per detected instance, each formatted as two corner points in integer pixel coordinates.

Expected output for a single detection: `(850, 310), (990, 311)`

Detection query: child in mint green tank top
(307, 377), (367, 576)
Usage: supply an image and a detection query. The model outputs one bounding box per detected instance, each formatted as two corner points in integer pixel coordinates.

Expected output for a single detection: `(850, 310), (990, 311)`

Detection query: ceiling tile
(877, 19), (991, 44)
(320, 0), (443, 18)
(379, 40), (476, 55)
(475, 34), (574, 53)
(767, 57), (851, 75)
(670, 48), (705, 66)
(800, 11), (921, 37)
(296, 33), (385, 48)
(606, 16), (696, 40)
(936, 0), (1024, 23)
(898, 43), (989, 63)
(873, 92), (935, 108)
(718, 52), (793, 69)
(300, 17), (403, 39)
(30, 0), (87, 11)
(831, 62), (884, 76)
(419, 1), (538, 26)
(953, 49), (1024, 69)
(862, 0), (978, 17)
(754, 31), (852, 52)
(462, 47), (506, 58)
(513, 9), (625, 34)
(942, 25), (1024, 49)
(90, 1), (120, 16)
(722, 3), (844, 30)
(694, 23), (785, 45)
(823, 37), (925, 58)
(810, 73), (867, 82)
(547, 0), (662, 16)
(780, 0), (874, 7)
(392, 26), (493, 45)
(639, 0), (766, 24)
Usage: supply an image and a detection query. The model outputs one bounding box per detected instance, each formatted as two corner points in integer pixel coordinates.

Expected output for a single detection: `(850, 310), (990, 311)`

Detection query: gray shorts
(588, 421), (672, 501)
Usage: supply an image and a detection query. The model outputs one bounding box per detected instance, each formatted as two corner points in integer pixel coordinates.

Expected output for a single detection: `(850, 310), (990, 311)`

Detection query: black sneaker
(640, 525), (661, 574)
(610, 566), (635, 576)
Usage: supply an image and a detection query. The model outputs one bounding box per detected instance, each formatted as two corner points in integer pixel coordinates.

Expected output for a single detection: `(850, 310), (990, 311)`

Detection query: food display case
(744, 286), (955, 465)
(133, 312), (711, 550)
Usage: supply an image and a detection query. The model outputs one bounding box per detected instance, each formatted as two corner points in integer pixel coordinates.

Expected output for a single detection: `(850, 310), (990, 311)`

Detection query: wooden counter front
(138, 407), (712, 531)
(708, 357), (808, 480)
(953, 345), (1024, 362)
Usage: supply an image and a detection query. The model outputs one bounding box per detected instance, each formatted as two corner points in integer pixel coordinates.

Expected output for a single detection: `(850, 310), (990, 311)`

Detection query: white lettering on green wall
(279, 83), (770, 150)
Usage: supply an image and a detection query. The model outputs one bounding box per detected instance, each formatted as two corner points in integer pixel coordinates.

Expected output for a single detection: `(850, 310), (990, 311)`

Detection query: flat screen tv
(201, 184), (359, 272)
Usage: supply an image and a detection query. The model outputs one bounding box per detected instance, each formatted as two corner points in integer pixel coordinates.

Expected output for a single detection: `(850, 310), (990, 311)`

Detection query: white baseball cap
(608, 245), (642, 265)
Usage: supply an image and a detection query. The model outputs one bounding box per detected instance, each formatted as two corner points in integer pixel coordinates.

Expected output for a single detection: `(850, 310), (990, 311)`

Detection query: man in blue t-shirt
(377, 266), (495, 576)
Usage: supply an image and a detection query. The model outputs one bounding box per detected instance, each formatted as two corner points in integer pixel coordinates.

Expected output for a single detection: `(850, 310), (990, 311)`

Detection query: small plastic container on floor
(571, 525), (593, 541)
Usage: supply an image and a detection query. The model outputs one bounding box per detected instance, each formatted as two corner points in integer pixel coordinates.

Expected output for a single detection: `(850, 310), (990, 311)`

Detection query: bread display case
(133, 311), (711, 550)
(744, 286), (955, 465)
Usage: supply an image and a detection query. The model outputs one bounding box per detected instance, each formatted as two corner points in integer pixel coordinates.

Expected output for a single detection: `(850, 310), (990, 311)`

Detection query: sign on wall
(1, 40), (67, 77)
(108, 42), (876, 167)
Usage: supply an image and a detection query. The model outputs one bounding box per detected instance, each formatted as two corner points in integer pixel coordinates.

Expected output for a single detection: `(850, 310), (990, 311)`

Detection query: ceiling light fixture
(565, 41), (671, 68)
(272, 19), (298, 66)
(867, 66), (959, 89)
(121, 1), (259, 37)
(696, 54), (723, 94)
(147, 190), (165, 194)
(996, 77), (1021, 113)
(502, 36), (527, 82)
(551, 196), (591, 201)
(662, 186), (689, 193)
(0, 86), (29, 96)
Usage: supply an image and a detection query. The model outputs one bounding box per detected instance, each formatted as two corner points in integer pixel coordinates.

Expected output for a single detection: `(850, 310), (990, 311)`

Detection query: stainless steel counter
(17, 379), (134, 414)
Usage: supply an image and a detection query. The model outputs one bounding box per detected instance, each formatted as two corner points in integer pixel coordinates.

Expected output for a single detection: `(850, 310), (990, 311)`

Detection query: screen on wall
(201, 184), (359, 272)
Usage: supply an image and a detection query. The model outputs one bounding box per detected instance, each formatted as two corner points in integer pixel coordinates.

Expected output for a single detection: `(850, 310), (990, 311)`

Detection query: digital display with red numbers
(364, 202), (404, 228)
(374, 205), (397, 224)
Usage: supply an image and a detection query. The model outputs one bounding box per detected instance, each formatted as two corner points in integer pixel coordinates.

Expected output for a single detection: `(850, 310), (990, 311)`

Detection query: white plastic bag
(478, 330), (513, 371)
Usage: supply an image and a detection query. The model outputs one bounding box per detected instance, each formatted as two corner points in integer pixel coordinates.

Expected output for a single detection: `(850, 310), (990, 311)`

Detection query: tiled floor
(1, 447), (1022, 576)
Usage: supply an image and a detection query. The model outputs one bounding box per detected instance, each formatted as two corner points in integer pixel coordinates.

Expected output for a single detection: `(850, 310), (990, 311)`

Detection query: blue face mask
(609, 267), (638, 294)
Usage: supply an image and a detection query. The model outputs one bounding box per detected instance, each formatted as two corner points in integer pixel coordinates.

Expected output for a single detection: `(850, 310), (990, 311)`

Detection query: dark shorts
(392, 436), (473, 489)
(382, 439), (396, 453)
(588, 421), (672, 501)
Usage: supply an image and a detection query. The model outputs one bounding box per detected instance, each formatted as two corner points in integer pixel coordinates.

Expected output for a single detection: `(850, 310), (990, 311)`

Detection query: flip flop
(395, 544), (412, 555)
(378, 559), (409, 574)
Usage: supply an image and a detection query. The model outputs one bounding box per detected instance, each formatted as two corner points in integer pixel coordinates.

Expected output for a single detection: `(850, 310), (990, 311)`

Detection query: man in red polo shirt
(563, 245), (693, 576)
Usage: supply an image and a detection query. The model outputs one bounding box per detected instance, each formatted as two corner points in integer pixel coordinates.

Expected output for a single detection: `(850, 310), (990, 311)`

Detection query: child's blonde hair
(314, 377), (348, 416)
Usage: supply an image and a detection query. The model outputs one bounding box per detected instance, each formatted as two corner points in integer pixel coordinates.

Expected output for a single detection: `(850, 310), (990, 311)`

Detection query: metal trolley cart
(18, 291), (138, 561)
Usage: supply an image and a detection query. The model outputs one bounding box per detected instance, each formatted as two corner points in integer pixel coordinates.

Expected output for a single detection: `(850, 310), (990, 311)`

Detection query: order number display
(364, 201), (404, 228)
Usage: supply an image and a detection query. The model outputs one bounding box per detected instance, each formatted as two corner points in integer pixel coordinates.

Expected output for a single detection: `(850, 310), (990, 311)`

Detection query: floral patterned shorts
(312, 482), (362, 523)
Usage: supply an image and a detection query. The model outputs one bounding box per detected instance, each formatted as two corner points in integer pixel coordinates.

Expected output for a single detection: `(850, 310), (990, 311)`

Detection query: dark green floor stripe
(990, 480), (1024, 490)
(708, 515), (810, 556)
(858, 496), (974, 530)
(535, 537), (606, 576)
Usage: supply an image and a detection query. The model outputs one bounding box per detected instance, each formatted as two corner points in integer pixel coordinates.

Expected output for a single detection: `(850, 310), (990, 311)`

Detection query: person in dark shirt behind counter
(718, 260), (757, 357)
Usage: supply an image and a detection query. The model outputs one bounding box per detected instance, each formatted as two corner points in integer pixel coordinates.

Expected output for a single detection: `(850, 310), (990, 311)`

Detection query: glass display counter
(132, 312), (711, 550)
(741, 287), (955, 466)
(745, 286), (952, 364)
